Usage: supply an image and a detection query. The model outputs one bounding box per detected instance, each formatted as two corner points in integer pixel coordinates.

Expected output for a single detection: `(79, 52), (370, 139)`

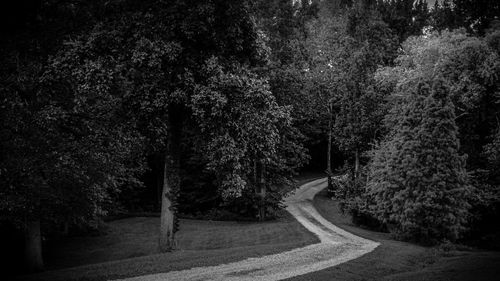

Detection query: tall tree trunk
(259, 162), (266, 221)
(157, 155), (163, 211)
(159, 108), (182, 252)
(25, 220), (43, 272)
(354, 148), (360, 178)
(159, 152), (175, 252)
(253, 159), (259, 194)
(327, 107), (333, 190)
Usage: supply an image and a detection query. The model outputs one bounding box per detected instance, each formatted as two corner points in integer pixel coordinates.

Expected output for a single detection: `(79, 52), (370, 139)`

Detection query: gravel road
(114, 178), (379, 281)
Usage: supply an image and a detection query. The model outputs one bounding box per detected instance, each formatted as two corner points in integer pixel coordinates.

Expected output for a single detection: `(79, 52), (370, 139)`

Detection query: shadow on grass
(16, 176), (325, 281)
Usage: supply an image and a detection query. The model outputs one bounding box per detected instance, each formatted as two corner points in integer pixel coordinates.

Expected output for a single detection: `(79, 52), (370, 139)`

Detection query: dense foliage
(1, 0), (499, 273)
(366, 78), (470, 243)
(1, 0), (311, 270)
(338, 28), (500, 245)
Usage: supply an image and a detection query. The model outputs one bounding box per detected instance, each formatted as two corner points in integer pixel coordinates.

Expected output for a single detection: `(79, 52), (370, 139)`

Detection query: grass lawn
(287, 189), (500, 281)
(18, 209), (318, 281)
(21, 175), (498, 281)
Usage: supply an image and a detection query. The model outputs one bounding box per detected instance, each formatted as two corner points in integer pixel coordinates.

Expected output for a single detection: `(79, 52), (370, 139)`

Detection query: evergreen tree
(367, 78), (470, 243)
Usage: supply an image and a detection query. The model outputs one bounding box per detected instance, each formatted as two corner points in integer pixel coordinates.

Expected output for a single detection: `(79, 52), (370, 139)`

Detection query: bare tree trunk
(159, 153), (174, 252)
(25, 220), (43, 272)
(253, 159), (259, 194)
(157, 156), (163, 211)
(159, 108), (183, 251)
(259, 162), (266, 221)
(327, 107), (333, 190)
(354, 148), (360, 179)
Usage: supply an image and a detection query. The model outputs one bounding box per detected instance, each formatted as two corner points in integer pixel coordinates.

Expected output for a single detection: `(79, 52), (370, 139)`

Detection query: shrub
(465, 170), (500, 249)
(331, 165), (386, 231)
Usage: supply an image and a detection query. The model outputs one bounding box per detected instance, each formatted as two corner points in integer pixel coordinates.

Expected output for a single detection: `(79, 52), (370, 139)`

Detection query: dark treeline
(0, 0), (499, 275)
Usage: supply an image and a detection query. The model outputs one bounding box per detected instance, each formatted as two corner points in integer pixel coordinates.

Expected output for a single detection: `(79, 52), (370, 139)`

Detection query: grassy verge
(17, 176), (323, 281)
(287, 189), (500, 281)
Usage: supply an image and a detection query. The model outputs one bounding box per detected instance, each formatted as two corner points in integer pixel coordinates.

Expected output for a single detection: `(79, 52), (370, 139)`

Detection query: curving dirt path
(115, 178), (379, 281)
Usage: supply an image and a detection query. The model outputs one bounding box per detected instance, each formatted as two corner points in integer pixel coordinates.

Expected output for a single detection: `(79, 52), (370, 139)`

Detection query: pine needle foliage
(367, 77), (471, 243)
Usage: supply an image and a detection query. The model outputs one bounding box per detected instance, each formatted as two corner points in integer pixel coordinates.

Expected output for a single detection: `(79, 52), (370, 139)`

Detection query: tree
(366, 78), (470, 243)
(121, 0), (272, 249)
(430, 0), (462, 32)
(370, 27), (500, 244)
(376, 0), (430, 43)
(430, 0), (500, 35)
(1, 0), (281, 264)
(299, 1), (397, 188)
(191, 59), (293, 220)
(378, 29), (500, 170)
(0, 30), (146, 271)
(303, 6), (346, 187)
(331, 2), (397, 177)
(483, 127), (500, 186)
(252, 0), (314, 197)
(0, 0), (152, 270)
(482, 28), (500, 184)
(454, 0), (500, 35)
